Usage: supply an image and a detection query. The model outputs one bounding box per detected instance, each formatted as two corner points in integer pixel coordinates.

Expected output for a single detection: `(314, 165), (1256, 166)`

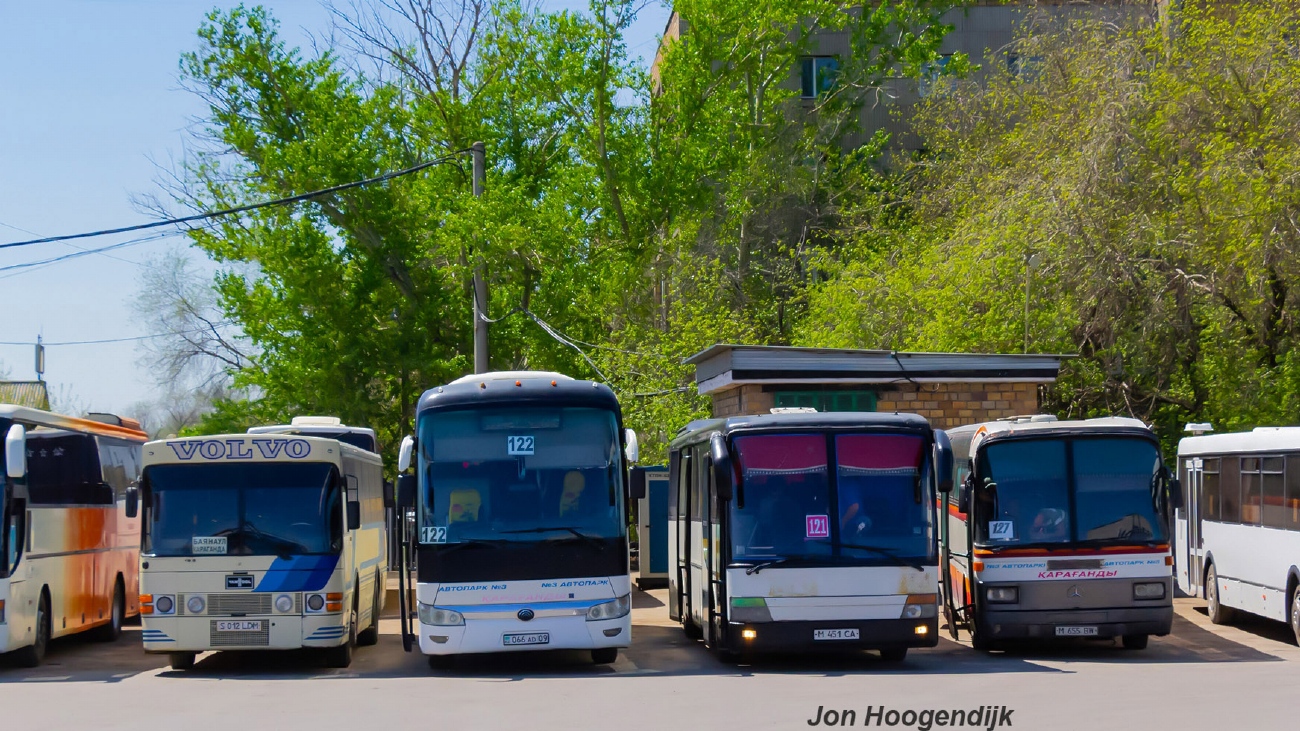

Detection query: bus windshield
(417, 407), (625, 545)
(730, 433), (934, 563)
(976, 436), (1166, 546)
(143, 462), (342, 557)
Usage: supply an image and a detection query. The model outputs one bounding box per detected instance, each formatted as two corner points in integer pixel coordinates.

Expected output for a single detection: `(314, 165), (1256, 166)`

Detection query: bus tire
(879, 647), (908, 662)
(357, 575), (380, 647)
(683, 618), (703, 640)
(1121, 634), (1149, 650)
(1206, 564), (1234, 625)
(169, 652), (196, 671)
(93, 578), (125, 642)
(13, 590), (51, 668)
(323, 607), (357, 668)
(591, 647), (618, 664)
(969, 620), (996, 652)
(1289, 582), (1300, 647)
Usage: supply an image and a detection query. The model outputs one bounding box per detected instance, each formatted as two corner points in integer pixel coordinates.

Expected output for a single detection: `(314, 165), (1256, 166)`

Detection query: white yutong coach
(941, 416), (1179, 651)
(131, 432), (388, 669)
(393, 371), (639, 667)
(666, 411), (954, 662)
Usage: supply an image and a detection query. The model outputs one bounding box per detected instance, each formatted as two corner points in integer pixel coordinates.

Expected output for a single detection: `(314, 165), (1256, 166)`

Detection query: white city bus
(665, 412), (954, 662)
(132, 433), (388, 669)
(942, 417), (1178, 651)
(393, 371), (639, 667)
(1, 405), (146, 666)
(1176, 427), (1300, 644)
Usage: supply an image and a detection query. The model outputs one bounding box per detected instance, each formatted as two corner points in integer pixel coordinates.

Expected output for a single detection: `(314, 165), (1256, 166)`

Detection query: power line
(0, 149), (473, 251)
(0, 327), (226, 347)
(0, 218), (144, 268)
(0, 231), (178, 275)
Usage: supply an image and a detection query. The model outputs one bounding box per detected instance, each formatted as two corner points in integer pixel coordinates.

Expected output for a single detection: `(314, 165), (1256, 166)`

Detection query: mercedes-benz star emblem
(1068, 585), (1082, 599)
(517, 608), (535, 622)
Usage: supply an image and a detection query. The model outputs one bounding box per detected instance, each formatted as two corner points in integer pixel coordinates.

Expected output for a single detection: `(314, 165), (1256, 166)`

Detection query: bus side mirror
(710, 433), (733, 502)
(347, 500), (361, 531)
(396, 474), (416, 510)
(1169, 476), (1184, 510)
(630, 467), (647, 501)
(957, 474), (972, 515)
(625, 428), (640, 464)
(383, 479), (395, 509)
(125, 485), (139, 519)
(397, 435), (414, 473)
(934, 430), (954, 493)
(5, 424), (26, 480)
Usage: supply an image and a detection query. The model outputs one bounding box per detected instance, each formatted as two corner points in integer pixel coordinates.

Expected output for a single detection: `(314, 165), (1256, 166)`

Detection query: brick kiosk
(685, 345), (1063, 428)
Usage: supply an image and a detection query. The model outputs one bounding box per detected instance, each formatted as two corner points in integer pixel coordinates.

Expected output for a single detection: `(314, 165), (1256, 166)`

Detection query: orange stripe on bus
(973, 544), (1169, 558)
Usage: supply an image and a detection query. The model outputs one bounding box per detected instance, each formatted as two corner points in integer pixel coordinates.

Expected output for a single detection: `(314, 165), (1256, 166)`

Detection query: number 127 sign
(806, 515), (830, 539)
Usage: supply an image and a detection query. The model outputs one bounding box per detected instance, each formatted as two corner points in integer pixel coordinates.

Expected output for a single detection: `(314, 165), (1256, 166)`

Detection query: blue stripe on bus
(441, 598), (611, 613)
(254, 555), (340, 592)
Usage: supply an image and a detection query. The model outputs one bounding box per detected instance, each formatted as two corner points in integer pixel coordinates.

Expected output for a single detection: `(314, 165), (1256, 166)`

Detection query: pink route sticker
(806, 514), (829, 539)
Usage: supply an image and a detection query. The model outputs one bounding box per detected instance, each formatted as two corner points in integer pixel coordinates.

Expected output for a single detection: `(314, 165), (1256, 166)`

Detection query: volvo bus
(665, 411), (953, 662)
(393, 371), (639, 667)
(1176, 427), (1300, 644)
(131, 433), (388, 669)
(941, 416), (1178, 651)
(1, 405), (146, 666)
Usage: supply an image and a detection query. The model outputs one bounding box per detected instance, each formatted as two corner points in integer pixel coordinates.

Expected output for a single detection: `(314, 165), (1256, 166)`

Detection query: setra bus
(393, 371), (639, 667)
(941, 416), (1179, 651)
(1, 405), (146, 666)
(1176, 427), (1300, 645)
(665, 411), (954, 662)
(130, 432), (388, 669)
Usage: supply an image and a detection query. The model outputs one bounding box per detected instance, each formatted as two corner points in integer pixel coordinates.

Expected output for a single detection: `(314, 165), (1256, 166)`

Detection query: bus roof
(671, 411), (932, 448)
(1178, 427), (1300, 457)
(0, 403), (147, 441)
(142, 433), (380, 468)
(946, 416), (1154, 458)
(416, 370), (620, 416)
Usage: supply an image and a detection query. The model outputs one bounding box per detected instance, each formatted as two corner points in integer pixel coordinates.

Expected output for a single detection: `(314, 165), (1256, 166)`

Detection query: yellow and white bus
(131, 433), (388, 669)
(2, 405), (146, 666)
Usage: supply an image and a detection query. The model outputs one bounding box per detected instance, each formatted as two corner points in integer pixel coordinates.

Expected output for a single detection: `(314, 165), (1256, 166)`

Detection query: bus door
(667, 452), (682, 622)
(675, 451), (693, 624)
(707, 454), (726, 644)
(688, 444), (709, 631)
(1181, 457), (1203, 596)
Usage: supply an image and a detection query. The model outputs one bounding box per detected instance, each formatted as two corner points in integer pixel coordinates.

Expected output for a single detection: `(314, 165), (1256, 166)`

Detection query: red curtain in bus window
(734, 435), (827, 473)
(836, 435), (924, 471)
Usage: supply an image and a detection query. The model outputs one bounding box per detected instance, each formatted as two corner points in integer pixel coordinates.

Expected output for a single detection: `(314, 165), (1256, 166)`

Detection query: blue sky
(0, 1), (669, 417)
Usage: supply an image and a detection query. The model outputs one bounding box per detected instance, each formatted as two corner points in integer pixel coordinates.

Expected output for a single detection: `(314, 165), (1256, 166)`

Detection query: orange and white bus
(1, 405), (146, 665)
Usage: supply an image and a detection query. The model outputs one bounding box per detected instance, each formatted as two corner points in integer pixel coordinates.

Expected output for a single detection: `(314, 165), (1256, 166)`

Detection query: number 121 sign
(806, 515), (830, 539)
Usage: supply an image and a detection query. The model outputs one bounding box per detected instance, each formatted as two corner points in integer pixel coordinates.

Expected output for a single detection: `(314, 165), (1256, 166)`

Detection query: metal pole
(471, 141), (489, 374)
(1024, 253), (1039, 354)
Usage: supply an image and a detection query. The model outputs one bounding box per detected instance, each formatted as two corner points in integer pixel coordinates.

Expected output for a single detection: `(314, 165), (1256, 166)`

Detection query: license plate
(216, 621), (264, 632)
(502, 632), (550, 646)
(813, 628), (860, 641)
(1055, 626), (1098, 637)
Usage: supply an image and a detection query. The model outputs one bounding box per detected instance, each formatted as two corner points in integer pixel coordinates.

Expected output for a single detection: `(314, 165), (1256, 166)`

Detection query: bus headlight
(418, 603), (464, 626)
(1133, 582), (1166, 600)
(186, 595), (206, 614)
(586, 594), (631, 622)
(275, 594), (295, 613)
(985, 587), (1018, 604)
(729, 597), (772, 623)
(902, 593), (938, 618)
(154, 595), (176, 614)
(306, 594), (325, 613)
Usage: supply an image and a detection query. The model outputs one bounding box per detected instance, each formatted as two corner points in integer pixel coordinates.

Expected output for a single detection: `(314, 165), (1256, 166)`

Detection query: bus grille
(209, 620), (270, 647)
(208, 593), (272, 615)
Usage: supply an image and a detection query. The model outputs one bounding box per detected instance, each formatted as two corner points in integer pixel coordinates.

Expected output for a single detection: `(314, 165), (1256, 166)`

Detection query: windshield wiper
(499, 526), (606, 551)
(837, 543), (927, 572)
(745, 558), (788, 575)
(435, 538), (505, 554)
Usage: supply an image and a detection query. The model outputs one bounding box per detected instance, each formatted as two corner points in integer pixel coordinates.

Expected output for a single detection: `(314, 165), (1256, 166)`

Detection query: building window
(919, 54), (953, 97)
(1008, 53), (1043, 82)
(773, 390), (876, 412)
(800, 56), (839, 98)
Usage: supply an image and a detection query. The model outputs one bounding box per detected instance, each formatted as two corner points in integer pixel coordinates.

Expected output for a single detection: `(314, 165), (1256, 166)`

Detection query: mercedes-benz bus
(665, 411), (953, 662)
(941, 416), (1179, 651)
(393, 371), (639, 667)
(1176, 427), (1300, 644)
(132, 433), (387, 670)
(1, 406), (146, 666)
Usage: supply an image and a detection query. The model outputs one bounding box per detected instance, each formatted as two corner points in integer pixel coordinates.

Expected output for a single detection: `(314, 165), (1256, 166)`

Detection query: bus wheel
(1289, 583), (1300, 646)
(879, 647), (908, 662)
(1207, 564), (1234, 625)
(168, 652), (196, 671)
(357, 575), (380, 647)
(1121, 634), (1149, 650)
(13, 591), (50, 668)
(683, 618), (703, 640)
(93, 579), (125, 642)
(969, 620), (996, 652)
(591, 647), (618, 664)
(323, 609), (357, 668)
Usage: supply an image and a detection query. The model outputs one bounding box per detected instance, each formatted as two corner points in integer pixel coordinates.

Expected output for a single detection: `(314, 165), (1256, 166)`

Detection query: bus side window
(1202, 458), (1220, 521)
(1220, 457), (1242, 524)
(1286, 455), (1300, 531)
(689, 446), (705, 522)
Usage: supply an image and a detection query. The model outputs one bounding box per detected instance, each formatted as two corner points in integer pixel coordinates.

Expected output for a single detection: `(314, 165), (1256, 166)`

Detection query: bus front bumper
(977, 605), (1173, 640)
(419, 616), (630, 656)
(724, 617), (939, 653)
(141, 615), (350, 652)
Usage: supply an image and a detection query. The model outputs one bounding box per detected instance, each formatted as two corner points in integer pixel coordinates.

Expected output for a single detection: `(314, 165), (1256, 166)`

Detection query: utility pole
(1024, 253), (1040, 354)
(34, 335), (45, 382)
(471, 141), (489, 374)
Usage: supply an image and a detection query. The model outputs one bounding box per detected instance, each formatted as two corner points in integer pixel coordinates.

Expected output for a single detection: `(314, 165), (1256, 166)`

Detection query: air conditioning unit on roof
(290, 416), (342, 426)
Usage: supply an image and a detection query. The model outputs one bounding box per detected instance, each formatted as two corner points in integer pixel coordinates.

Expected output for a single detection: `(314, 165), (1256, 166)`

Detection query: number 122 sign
(806, 515), (830, 539)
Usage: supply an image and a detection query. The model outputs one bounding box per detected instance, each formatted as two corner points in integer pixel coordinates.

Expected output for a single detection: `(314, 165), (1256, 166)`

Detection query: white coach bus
(942, 417), (1179, 651)
(665, 411), (954, 663)
(131, 433), (388, 669)
(2, 406), (146, 666)
(1177, 427), (1300, 644)
(393, 371), (639, 667)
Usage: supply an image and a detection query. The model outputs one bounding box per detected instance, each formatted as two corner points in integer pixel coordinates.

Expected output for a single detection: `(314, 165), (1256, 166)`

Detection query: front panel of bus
(966, 433), (1174, 641)
(719, 430), (940, 653)
(412, 405), (630, 656)
(139, 439), (354, 652)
